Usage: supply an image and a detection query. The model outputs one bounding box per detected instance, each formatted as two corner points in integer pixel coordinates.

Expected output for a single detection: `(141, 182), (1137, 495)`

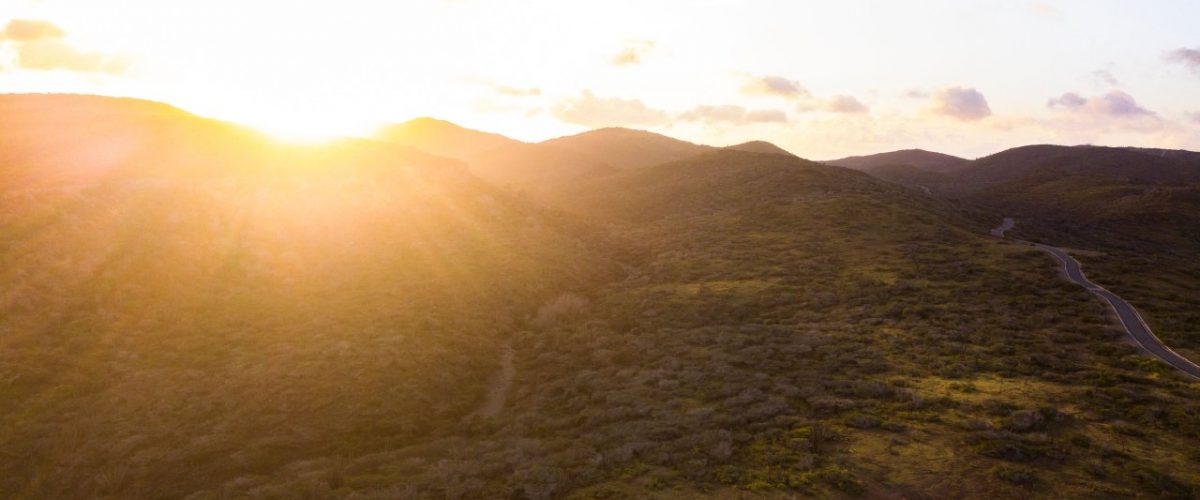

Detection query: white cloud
(741, 75), (809, 99)
(552, 90), (668, 127)
(930, 87), (991, 121)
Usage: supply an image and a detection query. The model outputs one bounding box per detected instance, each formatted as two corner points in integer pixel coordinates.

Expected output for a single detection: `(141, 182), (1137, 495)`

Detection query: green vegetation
(977, 174), (1200, 363)
(2, 97), (1199, 498)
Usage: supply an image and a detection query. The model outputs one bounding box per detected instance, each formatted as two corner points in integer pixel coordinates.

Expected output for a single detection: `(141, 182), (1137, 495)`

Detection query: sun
(235, 111), (382, 144)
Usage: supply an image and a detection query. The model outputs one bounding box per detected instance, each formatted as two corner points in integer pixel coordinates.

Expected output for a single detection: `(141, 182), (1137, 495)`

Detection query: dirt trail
(475, 343), (514, 417)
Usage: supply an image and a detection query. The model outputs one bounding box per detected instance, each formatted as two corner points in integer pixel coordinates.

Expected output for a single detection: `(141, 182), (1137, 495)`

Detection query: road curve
(994, 219), (1200, 380)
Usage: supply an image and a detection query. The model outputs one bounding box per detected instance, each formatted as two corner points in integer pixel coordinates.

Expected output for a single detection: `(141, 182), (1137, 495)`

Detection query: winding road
(994, 219), (1200, 380)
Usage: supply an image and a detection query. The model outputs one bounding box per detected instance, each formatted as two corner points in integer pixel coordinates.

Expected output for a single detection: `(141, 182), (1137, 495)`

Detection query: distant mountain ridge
(374, 117), (522, 161)
(824, 148), (970, 173)
(538, 127), (715, 169)
(963, 144), (1200, 184)
(723, 140), (796, 157)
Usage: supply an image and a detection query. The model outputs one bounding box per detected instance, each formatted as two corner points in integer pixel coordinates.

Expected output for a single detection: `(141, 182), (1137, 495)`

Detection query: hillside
(0, 94), (273, 188)
(409, 147), (1200, 498)
(0, 95), (620, 498)
(464, 126), (715, 195)
(961, 145), (1200, 185)
(948, 146), (1200, 363)
(723, 140), (796, 157)
(467, 141), (619, 193)
(539, 127), (714, 168)
(825, 148), (970, 173)
(843, 143), (1200, 369)
(373, 117), (522, 161)
(3, 96), (1200, 498)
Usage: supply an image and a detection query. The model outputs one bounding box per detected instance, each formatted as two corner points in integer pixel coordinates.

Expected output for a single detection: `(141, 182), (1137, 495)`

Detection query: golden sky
(2, 0), (1199, 158)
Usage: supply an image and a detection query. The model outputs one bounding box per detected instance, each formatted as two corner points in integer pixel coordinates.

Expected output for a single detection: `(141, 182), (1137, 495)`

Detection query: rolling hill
(538, 127), (714, 169)
(466, 140), (619, 192)
(0, 94), (619, 498)
(921, 145), (1200, 366)
(723, 140), (796, 157)
(430, 145), (1200, 498)
(373, 117), (522, 161)
(374, 122), (715, 194)
(960, 145), (1200, 185)
(3, 95), (1200, 498)
(824, 148), (970, 173)
(0, 94), (272, 188)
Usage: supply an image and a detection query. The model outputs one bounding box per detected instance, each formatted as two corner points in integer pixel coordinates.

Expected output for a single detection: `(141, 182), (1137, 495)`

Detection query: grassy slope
(3, 101), (1199, 498)
(853, 143), (1200, 364)
(0, 98), (618, 498)
(226, 151), (1200, 498)
(976, 175), (1200, 363)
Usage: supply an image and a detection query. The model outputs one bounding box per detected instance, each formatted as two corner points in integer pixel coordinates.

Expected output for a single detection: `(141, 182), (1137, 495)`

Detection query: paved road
(993, 219), (1200, 380)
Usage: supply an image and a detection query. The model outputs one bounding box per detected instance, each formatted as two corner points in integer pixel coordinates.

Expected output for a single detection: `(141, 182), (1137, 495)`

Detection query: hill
(937, 145), (1200, 364)
(465, 126), (714, 195)
(723, 140), (796, 157)
(0, 94), (619, 498)
(3, 96), (1200, 498)
(439, 147), (1200, 498)
(467, 141), (619, 192)
(538, 127), (714, 169)
(0, 94), (273, 188)
(373, 117), (522, 162)
(824, 148), (970, 173)
(961, 145), (1200, 185)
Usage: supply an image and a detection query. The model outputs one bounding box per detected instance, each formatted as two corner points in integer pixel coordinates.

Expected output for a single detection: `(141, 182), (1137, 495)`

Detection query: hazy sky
(2, 0), (1199, 158)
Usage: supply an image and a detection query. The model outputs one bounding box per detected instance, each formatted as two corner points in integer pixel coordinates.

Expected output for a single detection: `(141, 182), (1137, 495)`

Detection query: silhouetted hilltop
(375, 117), (521, 161)
(0, 93), (270, 187)
(0, 94), (470, 191)
(825, 148), (969, 173)
(464, 127), (714, 193)
(962, 144), (1200, 184)
(0, 93), (617, 498)
(723, 140), (796, 157)
(537, 148), (967, 225)
(539, 127), (714, 168)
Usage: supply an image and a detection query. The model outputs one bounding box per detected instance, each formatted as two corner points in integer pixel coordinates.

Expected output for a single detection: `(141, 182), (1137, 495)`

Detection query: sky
(1, 0), (1199, 159)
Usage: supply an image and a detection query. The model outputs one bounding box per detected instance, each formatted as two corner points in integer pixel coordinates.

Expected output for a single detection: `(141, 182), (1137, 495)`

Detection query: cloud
(463, 77), (541, 97)
(678, 105), (787, 124)
(823, 95), (869, 113)
(611, 40), (655, 66)
(1187, 112), (1200, 125)
(0, 19), (126, 74)
(552, 90), (668, 127)
(1047, 92), (1087, 108)
(796, 95), (870, 114)
(904, 89), (930, 99)
(493, 85), (541, 97)
(679, 105), (744, 123)
(1048, 90), (1155, 118)
(741, 75), (809, 99)
(930, 87), (992, 121)
(1087, 91), (1155, 117)
(1166, 47), (1200, 73)
(13, 40), (127, 73)
(1025, 2), (1062, 17)
(1092, 69), (1118, 86)
(744, 109), (788, 123)
(0, 19), (65, 41)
